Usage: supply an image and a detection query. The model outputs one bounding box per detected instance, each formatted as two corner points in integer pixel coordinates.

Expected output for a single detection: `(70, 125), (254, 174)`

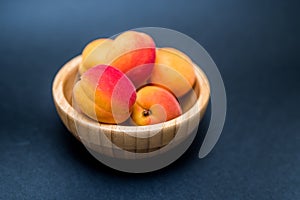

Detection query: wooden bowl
(52, 56), (210, 160)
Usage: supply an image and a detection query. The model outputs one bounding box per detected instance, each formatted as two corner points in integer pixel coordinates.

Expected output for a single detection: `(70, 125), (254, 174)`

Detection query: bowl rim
(52, 55), (210, 134)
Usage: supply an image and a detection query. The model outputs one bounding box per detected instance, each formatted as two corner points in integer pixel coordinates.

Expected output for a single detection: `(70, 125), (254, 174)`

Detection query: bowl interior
(53, 55), (210, 135)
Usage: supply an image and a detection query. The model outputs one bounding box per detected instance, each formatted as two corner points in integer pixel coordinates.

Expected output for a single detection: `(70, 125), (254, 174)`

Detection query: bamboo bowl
(52, 56), (210, 161)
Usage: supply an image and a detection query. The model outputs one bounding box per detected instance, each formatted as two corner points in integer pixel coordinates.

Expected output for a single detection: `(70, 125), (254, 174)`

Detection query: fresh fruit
(73, 65), (136, 124)
(131, 85), (182, 125)
(79, 31), (156, 87)
(151, 48), (196, 97)
(79, 38), (113, 75)
(106, 31), (156, 86)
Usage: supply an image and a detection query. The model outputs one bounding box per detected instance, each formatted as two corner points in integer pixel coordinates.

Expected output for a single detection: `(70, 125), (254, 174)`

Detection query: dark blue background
(0, 0), (299, 199)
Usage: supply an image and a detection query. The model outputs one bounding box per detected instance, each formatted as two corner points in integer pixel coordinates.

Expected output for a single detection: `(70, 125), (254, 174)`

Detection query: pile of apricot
(73, 31), (196, 125)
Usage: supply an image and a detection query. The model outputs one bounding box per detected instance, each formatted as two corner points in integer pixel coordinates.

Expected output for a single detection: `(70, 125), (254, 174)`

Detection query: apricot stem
(143, 109), (151, 117)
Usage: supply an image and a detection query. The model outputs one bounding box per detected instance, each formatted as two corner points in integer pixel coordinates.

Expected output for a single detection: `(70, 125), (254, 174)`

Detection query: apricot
(79, 31), (156, 86)
(73, 65), (136, 124)
(79, 38), (113, 75)
(151, 48), (196, 97)
(106, 31), (155, 86)
(131, 85), (182, 126)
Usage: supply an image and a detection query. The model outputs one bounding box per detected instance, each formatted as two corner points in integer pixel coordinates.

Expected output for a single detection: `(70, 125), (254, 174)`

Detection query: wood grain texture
(52, 55), (210, 159)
